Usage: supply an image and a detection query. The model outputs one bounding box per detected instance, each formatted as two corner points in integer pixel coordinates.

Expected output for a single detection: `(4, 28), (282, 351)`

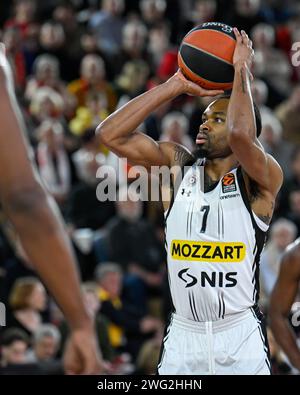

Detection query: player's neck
(204, 156), (238, 181)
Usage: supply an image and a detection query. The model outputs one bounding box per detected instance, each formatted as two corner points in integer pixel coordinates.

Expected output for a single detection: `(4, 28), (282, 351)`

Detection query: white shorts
(157, 307), (271, 375)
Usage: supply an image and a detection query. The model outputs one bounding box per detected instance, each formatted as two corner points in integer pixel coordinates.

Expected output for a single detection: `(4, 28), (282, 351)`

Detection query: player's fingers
(202, 89), (224, 97)
(0, 43), (5, 54)
(80, 351), (97, 375)
(81, 347), (103, 375)
(233, 27), (242, 43)
(241, 30), (250, 45)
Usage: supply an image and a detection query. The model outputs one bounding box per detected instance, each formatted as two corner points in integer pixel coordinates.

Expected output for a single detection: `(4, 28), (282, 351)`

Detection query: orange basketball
(178, 22), (236, 90)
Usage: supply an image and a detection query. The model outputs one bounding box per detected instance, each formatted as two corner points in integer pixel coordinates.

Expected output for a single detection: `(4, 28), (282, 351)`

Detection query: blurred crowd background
(0, 0), (300, 375)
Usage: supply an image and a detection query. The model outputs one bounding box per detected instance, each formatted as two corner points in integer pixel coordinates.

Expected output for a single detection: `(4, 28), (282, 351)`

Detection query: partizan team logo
(222, 173), (237, 193)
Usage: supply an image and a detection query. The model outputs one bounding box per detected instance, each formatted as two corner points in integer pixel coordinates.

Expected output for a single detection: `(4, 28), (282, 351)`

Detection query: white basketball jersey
(165, 161), (268, 321)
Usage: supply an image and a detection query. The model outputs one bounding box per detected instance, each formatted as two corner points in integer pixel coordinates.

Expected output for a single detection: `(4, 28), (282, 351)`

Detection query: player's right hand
(169, 69), (224, 97)
(63, 326), (106, 375)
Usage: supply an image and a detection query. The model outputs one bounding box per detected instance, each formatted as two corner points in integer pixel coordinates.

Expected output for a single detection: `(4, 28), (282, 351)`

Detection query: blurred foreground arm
(269, 242), (300, 371)
(0, 44), (102, 374)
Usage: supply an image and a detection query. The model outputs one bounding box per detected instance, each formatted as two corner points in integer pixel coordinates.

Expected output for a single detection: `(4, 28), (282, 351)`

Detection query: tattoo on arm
(174, 146), (192, 166)
(257, 214), (271, 225)
(240, 68), (246, 94)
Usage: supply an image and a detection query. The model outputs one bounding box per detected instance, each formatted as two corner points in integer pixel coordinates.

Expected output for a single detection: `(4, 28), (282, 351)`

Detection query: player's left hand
(63, 326), (107, 375)
(233, 28), (254, 73)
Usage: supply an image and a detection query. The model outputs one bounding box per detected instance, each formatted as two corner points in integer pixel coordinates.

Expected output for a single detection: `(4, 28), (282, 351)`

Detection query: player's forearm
(270, 313), (300, 370)
(227, 61), (256, 141)
(97, 78), (182, 145)
(3, 186), (92, 331)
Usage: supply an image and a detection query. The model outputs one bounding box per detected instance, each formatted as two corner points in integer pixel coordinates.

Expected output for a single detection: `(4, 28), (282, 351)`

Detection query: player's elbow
(3, 184), (48, 216)
(96, 122), (114, 148)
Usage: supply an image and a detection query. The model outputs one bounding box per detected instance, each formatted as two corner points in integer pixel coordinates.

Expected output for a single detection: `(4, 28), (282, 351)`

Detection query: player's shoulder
(266, 152), (284, 188)
(158, 141), (194, 167)
(241, 151), (283, 197)
(284, 238), (300, 261)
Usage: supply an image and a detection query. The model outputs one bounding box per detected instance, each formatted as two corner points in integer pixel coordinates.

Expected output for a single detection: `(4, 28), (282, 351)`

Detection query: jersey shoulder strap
(165, 157), (197, 220)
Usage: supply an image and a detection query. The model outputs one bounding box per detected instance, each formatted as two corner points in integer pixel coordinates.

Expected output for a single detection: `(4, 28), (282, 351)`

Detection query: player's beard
(193, 145), (209, 159)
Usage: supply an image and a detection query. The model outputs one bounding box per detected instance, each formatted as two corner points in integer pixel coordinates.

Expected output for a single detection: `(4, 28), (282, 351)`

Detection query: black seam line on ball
(180, 45), (234, 84)
(182, 42), (233, 66)
(178, 52), (216, 84)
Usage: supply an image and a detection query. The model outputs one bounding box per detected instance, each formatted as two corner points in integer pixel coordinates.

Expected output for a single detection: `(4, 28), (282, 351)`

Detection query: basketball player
(97, 28), (283, 374)
(269, 238), (300, 372)
(0, 45), (103, 374)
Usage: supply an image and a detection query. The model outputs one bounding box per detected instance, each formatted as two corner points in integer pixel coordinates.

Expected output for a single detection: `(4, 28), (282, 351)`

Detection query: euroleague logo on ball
(201, 22), (233, 34)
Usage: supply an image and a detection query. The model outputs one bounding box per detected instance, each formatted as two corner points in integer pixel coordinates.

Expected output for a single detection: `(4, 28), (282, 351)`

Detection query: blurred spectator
(160, 111), (195, 151)
(260, 218), (297, 305)
(0, 224), (37, 307)
(135, 333), (163, 374)
(7, 277), (47, 338)
(79, 282), (134, 373)
(93, 187), (165, 318)
(95, 262), (162, 361)
(251, 78), (272, 119)
(28, 324), (61, 363)
(114, 60), (149, 107)
(114, 20), (150, 76)
(29, 87), (65, 129)
(225, 0), (266, 33)
(79, 31), (116, 81)
(143, 100), (173, 141)
(89, 0), (125, 56)
(278, 147), (300, 216)
(260, 112), (293, 178)
(39, 20), (78, 82)
(147, 23), (171, 70)
(140, 0), (167, 28)
(39, 20), (65, 52)
(80, 282), (115, 362)
(36, 120), (71, 206)
(1, 328), (30, 366)
(68, 54), (117, 112)
(251, 23), (292, 99)
(101, 188), (164, 285)
(69, 92), (109, 136)
(25, 54), (67, 102)
(155, 50), (178, 84)
(67, 129), (115, 231)
(4, 0), (37, 40)
(182, 0), (217, 35)
(275, 85), (300, 144)
(52, 2), (84, 62)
